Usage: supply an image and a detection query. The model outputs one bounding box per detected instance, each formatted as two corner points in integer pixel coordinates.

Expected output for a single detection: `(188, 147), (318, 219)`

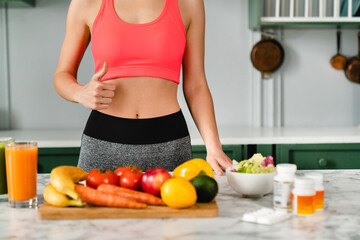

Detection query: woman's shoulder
(178, 0), (204, 31)
(178, 0), (204, 21)
(68, 0), (103, 27)
(179, 0), (204, 13)
(68, 0), (95, 12)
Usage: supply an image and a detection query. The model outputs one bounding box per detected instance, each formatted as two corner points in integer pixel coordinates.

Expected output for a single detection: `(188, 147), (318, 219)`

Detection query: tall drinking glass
(0, 137), (14, 202)
(5, 141), (38, 208)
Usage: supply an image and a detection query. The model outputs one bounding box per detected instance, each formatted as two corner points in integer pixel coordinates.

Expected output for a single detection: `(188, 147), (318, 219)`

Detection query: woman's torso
(85, 0), (190, 119)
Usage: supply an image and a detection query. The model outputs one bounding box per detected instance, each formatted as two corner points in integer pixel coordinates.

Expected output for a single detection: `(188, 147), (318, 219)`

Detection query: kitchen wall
(0, 0), (359, 131)
(0, 7), (9, 130)
(1, 0), (96, 130)
(282, 29), (360, 126)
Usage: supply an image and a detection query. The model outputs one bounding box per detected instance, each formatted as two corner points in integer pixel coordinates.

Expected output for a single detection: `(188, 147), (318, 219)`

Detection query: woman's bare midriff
(98, 76), (181, 119)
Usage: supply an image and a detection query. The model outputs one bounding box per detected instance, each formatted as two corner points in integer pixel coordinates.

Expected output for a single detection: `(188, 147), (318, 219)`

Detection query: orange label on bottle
(315, 190), (324, 210)
(296, 195), (316, 215)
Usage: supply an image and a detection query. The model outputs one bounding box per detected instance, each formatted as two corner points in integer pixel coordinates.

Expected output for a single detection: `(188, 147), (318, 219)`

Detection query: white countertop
(1, 127), (360, 147)
(0, 170), (358, 240)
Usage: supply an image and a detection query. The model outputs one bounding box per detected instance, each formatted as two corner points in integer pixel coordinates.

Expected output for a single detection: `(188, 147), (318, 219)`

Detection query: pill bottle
(292, 177), (316, 216)
(304, 172), (324, 211)
(273, 164), (297, 211)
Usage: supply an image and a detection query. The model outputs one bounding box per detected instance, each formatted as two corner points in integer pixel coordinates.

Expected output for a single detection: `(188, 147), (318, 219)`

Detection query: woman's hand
(74, 62), (116, 110)
(206, 149), (233, 176)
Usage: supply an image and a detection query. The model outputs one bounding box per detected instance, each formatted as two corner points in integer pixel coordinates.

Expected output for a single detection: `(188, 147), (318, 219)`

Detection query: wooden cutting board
(37, 201), (218, 220)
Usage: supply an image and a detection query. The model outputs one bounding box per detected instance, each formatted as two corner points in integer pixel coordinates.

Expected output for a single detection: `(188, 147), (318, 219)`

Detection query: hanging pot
(344, 32), (360, 84)
(330, 30), (347, 70)
(250, 35), (285, 79)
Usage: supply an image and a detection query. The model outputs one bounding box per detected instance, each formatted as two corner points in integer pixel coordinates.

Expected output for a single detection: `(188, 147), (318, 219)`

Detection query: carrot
(74, 185), (147, 209)
(97, 184), (166, 206)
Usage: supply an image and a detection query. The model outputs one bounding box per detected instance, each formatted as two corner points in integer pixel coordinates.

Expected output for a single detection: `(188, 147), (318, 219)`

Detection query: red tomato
(114, 166), (141, 177)
(119, 167), (144, 190)
(114, 167), (131, 178)
(114, 166), (142, 186)
(86, 169), (118, 189)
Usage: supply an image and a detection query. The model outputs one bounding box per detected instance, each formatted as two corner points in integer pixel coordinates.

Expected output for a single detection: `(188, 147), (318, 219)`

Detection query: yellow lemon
(187, 158), (215, 178)
(160, 178), (197, 209)
(173, 162), (201, 181)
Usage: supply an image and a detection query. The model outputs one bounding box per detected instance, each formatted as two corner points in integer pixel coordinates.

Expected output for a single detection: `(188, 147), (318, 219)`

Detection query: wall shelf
(249, 0), (360, 30)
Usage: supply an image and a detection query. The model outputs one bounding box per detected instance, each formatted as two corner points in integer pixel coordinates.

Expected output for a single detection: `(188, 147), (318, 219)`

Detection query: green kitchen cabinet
(247, 144), (274, 159)
(192, 145), (245, 161)
(37, 143), (360, 173)
(38, 148), (80, 173)
(276, 144), (360, 170)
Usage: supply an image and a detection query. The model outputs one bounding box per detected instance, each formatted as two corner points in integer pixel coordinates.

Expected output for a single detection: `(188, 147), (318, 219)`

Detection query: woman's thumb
(93, 62), (108, 81)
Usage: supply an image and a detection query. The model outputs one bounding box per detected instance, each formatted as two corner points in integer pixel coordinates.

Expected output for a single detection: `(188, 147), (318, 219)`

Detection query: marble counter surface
(1, 127), (360, 147)
(0, 170), (359, 240)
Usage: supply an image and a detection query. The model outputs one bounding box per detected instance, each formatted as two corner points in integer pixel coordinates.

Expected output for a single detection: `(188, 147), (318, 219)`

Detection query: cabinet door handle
(318, 158), (328, 168)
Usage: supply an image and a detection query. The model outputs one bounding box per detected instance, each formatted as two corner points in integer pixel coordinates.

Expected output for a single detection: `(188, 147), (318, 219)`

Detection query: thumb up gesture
(75, 62), (115, 110)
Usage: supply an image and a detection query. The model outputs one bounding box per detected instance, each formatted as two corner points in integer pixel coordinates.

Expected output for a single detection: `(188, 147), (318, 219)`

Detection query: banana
(43, 184), (83, 207)
(50, 166), (88, 200)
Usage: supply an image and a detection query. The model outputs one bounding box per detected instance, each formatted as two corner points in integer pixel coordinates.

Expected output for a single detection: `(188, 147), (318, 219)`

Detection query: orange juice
(5, 143), (37, 202)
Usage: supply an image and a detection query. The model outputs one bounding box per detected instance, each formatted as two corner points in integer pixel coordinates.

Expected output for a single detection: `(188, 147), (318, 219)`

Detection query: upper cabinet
(249, 0), (360, 30)
(0, 0), (35, 7)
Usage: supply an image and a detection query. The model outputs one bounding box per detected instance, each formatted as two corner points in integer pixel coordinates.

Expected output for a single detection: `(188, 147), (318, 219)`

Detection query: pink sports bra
(91, 0), (186, 84)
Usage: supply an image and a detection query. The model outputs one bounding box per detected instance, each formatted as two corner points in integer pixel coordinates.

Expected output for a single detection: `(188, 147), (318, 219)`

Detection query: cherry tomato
(119, 167), (144, 190)
(86, 169), (118, 189)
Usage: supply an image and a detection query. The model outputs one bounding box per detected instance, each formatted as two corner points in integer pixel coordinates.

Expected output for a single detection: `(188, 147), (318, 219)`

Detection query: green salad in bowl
(231, 153), (276, 174)
(226, 154), (276, 197)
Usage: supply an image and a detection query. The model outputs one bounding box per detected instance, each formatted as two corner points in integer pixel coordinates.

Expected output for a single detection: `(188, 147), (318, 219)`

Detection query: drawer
(38, 148), (80, 173)
(247, 144), (275, 160)
(276, 144), (360, 170)
(191, 145), (244, 161)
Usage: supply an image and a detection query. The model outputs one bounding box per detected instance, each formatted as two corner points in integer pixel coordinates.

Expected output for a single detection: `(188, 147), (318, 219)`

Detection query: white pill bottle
(304, 172), (324, 211)
(273, 164), (297, 211)
(292, 177), (316, 215)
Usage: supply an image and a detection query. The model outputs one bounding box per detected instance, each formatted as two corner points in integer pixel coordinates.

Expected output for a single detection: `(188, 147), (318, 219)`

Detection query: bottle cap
(276, 164), (297, 174)
(304, 172), (323, 185)
(294, 177), (314, 188)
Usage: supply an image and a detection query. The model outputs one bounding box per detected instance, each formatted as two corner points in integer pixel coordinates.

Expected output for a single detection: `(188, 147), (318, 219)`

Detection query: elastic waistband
(83, 110), (189, 144)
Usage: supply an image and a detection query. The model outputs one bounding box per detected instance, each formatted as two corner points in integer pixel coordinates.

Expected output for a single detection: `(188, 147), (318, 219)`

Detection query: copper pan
(330, 30), (347, 70)
(344, 32), (360, 84)
(250, 34), (285, 79)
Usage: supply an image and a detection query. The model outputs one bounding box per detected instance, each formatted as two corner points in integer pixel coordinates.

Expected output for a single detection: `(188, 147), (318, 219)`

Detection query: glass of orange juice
(5, 141), (38, 208)
(0, 137), (14, 202)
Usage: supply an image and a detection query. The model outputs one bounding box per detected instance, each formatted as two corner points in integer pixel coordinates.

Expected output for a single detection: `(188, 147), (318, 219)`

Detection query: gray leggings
(78, 134), (192, 172)
(77, 110), (192, 172)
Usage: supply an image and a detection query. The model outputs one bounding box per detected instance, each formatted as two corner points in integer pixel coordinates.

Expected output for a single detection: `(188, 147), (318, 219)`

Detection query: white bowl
(225, 167), (276, 197)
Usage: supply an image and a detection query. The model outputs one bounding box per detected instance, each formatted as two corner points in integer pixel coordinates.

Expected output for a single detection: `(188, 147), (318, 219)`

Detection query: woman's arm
(182, 0), (232, 176)
(53, 0), (115, 110)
